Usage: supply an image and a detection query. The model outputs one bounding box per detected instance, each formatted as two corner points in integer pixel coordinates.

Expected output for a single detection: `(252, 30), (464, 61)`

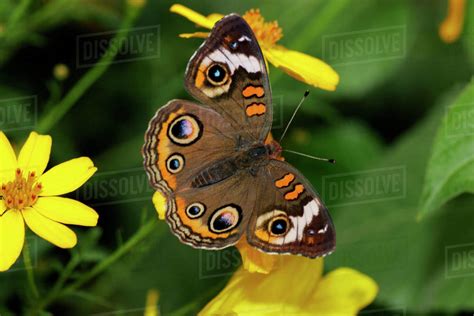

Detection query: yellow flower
(439, 0), (466, 43)
(199, 254), (378, 316)
(170, 4), (340, 91)
(0, 131), (98, 272)
(152, 190), (166, 220)
(153, 194), (377, 314)
(235, 239), (280, 274)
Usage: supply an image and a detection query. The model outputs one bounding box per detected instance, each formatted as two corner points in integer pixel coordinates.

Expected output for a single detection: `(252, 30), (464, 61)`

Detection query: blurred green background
(0, 0), (473, 315)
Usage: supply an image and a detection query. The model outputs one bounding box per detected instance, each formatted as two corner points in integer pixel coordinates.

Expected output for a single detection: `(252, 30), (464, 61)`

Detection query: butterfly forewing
(143, 100), (236, 192)
(184, 14), (273, 143)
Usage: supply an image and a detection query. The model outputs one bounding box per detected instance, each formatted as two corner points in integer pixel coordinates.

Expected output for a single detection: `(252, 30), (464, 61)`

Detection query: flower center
(243, 9), (283, 47)
(0, 168), (42, 210)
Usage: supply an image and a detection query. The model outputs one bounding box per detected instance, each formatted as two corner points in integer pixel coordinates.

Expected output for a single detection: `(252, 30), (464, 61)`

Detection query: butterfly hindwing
(185, 14), (273, 143)
(166, 172), (257, 249)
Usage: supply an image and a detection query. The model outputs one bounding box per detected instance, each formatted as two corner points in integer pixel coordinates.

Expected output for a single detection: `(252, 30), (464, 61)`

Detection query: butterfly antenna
(279, 90), (310, 142)
(284, 149), (336, 164)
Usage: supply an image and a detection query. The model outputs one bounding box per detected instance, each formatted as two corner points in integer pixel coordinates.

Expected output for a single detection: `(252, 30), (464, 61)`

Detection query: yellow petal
(0, 210), (24, 272)
(22, 207), (77, 248)
(170, 4), (216, 29)
(236, 239), (279, 274)
(264, 45), (340, 91)
(0, 131), (17, 183)
(38, 157), (97, 196)
(152, 190), (167, 220)
(17, 132), (52, 177)
(439, 0), (465, 43)
(199, 256), (324, 315)
(33, 197), (98, 227)
(179, 32), (210, 39)
(0, 200), (6, 216)
(311, 267), (378, 315)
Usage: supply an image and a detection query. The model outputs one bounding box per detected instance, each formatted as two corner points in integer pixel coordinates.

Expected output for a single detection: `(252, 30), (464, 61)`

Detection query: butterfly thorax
(190, 141), (281, 188)
(237, 143), (271, 167)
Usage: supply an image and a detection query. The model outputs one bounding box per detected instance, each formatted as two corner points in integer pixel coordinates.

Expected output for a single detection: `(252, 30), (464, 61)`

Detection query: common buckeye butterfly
(142, 14), (335, 258)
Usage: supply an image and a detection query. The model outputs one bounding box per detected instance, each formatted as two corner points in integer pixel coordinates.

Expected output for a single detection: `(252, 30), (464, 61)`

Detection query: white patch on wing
(238, 35), (252, 42)
(283, 225), (297, 243)
(201, 48), (262, 75)
(318, 224), (328, 234)
(249, 56), (261, 73)
(287, 200), (320, 242)
(201, 81), (231, 98)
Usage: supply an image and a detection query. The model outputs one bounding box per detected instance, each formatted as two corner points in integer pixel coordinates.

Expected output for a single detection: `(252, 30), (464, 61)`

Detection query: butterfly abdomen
(191, 145), (272, 188)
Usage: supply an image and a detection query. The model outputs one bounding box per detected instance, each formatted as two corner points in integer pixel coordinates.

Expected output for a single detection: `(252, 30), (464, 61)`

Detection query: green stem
(36, 2), (142, 133)
(65, 220), (157, 293)
(51, 252), (80, 296)
(8, 0), (33, 28)
(30, 220), (157, 314)
(23, 238), (40, 299)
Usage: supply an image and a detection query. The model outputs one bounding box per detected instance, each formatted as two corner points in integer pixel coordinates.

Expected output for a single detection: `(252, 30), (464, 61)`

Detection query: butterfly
(142, 14), (335, 258)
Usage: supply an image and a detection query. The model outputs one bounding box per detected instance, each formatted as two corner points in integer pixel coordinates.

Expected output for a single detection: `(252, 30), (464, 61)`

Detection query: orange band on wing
(284, 184), (305, 201)
(242, 85), (265, 98)
(246, 103), (266, 117)
(195, 70), (206, 88)
(275, 173), (295, 188)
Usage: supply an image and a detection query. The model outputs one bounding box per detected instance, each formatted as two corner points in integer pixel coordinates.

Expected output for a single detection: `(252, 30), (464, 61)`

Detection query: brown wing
(184, 14), (273, 143)
(246, 160), (336, 258)
(143, 100), (256, 249)
(165, 172), (257, 249)
(143, 100), (236, 193)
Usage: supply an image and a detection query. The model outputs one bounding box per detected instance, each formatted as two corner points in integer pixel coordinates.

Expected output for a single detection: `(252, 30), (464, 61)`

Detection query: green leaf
(324, 89), (474, 311)
(418, 80), (474, 219)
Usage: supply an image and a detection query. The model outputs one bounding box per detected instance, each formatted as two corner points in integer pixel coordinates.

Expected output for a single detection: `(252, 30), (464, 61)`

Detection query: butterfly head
(266, 139), (282, 160)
